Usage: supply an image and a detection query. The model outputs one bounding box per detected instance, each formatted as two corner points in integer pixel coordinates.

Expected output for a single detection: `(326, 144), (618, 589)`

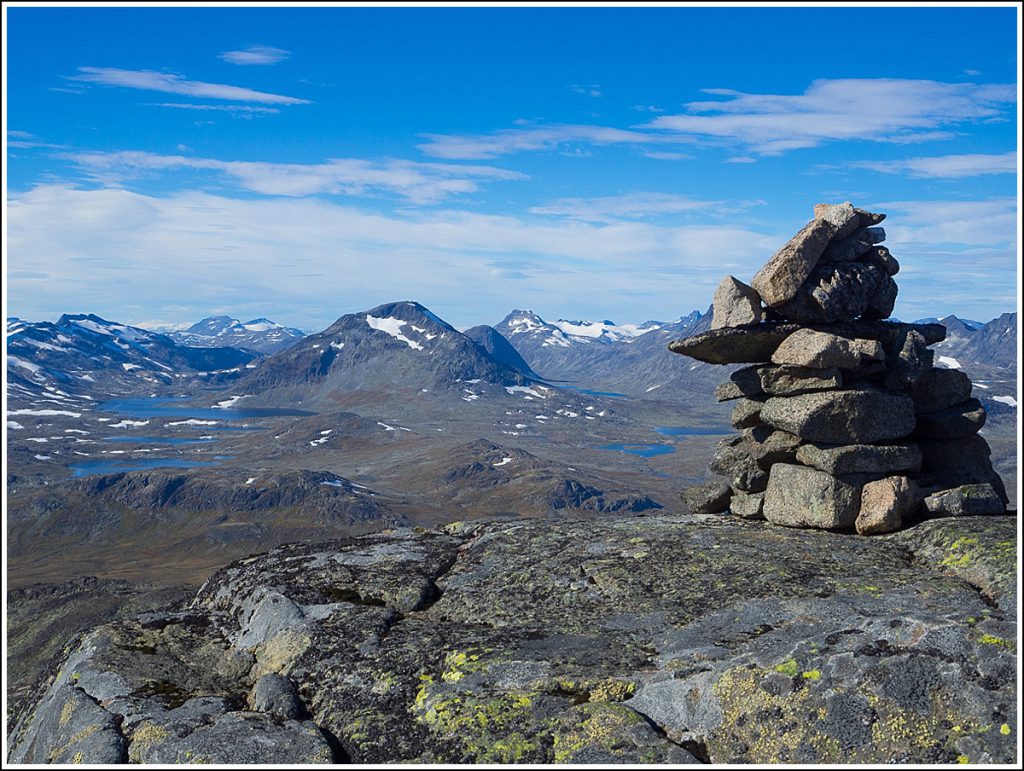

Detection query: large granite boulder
(682, 480), (732, 514)
(795, 442), (922, 476)
(669, 321), (945, 366)
(812, 201), (860, 239)
(913, 398), (987, 439)
(711, 436), (770, 493)
(856, 476), (923, 535)
(771, 328), (883, 369)
(751, 218), (836, 307)
(909, 367), (974, 413)
(759, 388), (916, 444)
(762, 464), (861, 530)
(923, 484), (1006, 517)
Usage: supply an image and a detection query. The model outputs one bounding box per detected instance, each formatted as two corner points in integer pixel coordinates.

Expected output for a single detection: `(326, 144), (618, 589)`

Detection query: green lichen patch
(412, 680), (549, 763)
(552, 702), (646, 763)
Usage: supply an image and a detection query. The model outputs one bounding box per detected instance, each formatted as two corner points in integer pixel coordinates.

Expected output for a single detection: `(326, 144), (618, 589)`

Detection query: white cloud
(646, 79), (1015, 155)
(851, 151), (1017, 178)
(872, 197), (1018, 247)
(61, 150), (526, 204)
(71, 67), (310, 105)
(146, 102), (281, 115)
(219, 45), (290, 66)
(529, 193), (725, 223)
(7, 131), (66, 150)
(6, 185), (782, 328)
(419, 79), (1015, 159)
(418, 124), (686, 160)
(641, 151), (690, 161)
(571, 84), (603, 98)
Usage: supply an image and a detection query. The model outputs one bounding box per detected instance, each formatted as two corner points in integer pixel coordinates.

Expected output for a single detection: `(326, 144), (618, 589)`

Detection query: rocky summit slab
(9, 517), (1016, 764)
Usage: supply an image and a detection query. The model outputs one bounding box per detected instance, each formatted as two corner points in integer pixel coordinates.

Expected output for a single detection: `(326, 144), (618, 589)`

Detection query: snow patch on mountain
(366, 315), (424, 350)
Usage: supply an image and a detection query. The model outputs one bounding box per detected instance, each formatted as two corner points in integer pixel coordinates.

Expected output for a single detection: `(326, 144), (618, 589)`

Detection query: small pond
(69, 457), (223, 478)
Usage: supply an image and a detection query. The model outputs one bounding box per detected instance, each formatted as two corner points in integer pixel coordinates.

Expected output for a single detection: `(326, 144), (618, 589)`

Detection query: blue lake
(101, 436), (216, 445)
(99, 397), (315, 420)
(654, 426), (731, 437)
(561, 385), (628, 399)
(599, 443), (676, 458)
(70, 458), (222, 478)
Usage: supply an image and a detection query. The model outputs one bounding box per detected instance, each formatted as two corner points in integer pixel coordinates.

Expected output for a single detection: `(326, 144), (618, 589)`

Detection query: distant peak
(357, 300), (455, 332)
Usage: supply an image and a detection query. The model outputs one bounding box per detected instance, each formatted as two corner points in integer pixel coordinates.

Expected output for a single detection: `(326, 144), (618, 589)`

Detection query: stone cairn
(671, 202), (1008, 534)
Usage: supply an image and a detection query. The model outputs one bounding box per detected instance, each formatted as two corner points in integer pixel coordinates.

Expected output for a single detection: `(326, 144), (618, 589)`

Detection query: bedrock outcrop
(8, 515), (1016, 765)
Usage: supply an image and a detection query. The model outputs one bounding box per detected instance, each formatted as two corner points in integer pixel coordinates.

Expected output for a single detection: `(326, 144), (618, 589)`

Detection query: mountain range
(164, 316), (306, 354)
(9, 306), (1017, 415)
(7, 314), (258, 397)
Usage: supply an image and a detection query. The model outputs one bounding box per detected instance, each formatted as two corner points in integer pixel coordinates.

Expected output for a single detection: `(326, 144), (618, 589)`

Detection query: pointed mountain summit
(237, 301), (534, 404)
(462, 324), (544, 381)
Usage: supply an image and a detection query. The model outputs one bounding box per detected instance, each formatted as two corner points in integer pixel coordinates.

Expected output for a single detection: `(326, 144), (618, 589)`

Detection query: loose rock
(771, 328), (883, 369)
(813, 201), (860, 239)
(711, 275), (764, 329)
(909, 367), (973, 413)
(751, 218), (836, 307)
(762, 464), (860, 530)
(913, 398), (987, 439)
(796, 442), (922, 476)
(682, 480), (732, 514)
(856, 476), (923, 535)
(759, 389), (916, 444)
(729, 491), (765, 520)
(923, 484), (1006, 517)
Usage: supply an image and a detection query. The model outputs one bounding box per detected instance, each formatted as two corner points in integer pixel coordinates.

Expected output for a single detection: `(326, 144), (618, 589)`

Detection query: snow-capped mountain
(7, 313), (258, 395)
(493, 308), (714, 398)
(167, 316), (306, 354)
(495, 309), (668, 353)
(235, 301), (535, 404)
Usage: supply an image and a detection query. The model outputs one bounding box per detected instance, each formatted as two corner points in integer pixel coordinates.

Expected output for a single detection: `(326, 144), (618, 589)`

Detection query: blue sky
(5, 4), (1020, 331)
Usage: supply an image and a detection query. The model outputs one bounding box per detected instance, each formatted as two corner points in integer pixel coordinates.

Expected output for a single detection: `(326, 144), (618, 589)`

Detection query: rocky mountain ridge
(166, 316), (306, 355)
(6, 314), (258, 398)
(8, 513), (1016, 764)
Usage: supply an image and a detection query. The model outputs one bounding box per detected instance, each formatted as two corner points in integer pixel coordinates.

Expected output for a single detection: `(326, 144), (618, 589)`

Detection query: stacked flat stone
(672, 202), (1007, 535)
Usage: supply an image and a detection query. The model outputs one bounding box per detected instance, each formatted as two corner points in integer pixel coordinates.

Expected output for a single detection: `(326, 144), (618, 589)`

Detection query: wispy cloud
(529, 192), (727, 223)
(70, 67), (310, 105)
(641, 151), (691, 161)
(418, 124), (686, 160)
(146, 102), (281, 115)
(873, 197), (1018, 247)
(646, 79), (1015, 155)
(570, 83), (603, 98)
(851, 151), (1017, 178)
(219, 45), (290, 66)
(62, 150), (525, 204)
(419, 79), (1015, 160)
(7, 131), (67, 150)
